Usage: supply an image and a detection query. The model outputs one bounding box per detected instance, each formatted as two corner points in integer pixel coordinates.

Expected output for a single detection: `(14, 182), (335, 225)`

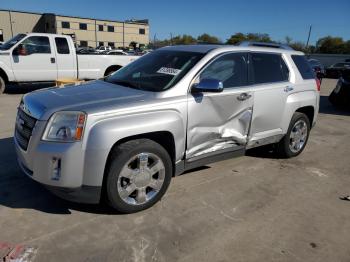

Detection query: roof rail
(238, 41), (294, 50)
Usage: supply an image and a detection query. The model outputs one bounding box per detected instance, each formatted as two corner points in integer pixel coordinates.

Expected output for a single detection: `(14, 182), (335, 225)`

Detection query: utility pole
(8, 10), (14, 37)
(306, 25), (312, 49)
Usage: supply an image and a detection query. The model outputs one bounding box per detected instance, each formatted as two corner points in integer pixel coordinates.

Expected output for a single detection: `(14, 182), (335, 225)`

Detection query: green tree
(197, 33), (220, 44)
(316, 36), (346, 54)
(226, 33), (246, 45)
(226, 33), (273, 45)
(172, 34), (197, 45)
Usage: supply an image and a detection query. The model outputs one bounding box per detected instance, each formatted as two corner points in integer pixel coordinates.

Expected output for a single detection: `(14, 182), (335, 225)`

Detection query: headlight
(42, 111), (86, 142)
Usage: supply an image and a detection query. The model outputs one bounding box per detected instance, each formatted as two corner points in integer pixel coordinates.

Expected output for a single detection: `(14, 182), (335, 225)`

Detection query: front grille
(15, 108), (37, 151)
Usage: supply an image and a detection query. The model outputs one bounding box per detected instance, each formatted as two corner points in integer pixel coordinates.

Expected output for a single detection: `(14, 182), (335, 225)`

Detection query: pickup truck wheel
(0, 76), (6, 94)
(105, 139), (172, 213)
(276, 112), (310, 158)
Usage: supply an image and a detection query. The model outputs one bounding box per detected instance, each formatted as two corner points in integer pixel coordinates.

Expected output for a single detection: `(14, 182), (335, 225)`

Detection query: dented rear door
(186, 52), (253, 159)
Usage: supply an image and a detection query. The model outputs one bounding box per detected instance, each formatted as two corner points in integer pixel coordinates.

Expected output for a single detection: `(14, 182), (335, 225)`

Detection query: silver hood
(22, 80), (155, 120)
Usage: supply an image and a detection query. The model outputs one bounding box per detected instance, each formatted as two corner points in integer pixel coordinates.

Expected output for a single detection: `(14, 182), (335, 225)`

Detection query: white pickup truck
(0, 33), (139, 93)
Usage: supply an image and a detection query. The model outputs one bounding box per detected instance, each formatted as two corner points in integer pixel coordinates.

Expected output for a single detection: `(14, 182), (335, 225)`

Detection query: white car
(0, 33), (139, 93)
(95, 46), (112, 53)
(106, 50), (129, 56)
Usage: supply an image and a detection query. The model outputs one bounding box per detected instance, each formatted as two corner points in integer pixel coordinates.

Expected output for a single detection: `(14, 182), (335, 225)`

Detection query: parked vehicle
(15, 43), (320, 213)
(76, 46), (98, 54)
(308, 59), (325, 79)
(0, 33), (139, 93)
(325, 62), (350, 79)
(329, 69), (350, 108)
(106, 50), (129, 56)
(96, 46), (112, 53)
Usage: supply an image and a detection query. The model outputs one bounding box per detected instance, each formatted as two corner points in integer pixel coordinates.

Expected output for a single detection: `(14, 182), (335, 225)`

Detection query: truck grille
(15, 108), (37, 151)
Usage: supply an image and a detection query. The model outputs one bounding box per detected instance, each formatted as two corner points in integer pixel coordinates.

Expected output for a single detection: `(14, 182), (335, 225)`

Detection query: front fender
(281, 91), (318, 133)
(81, 110), (185, 186)
(0, 58), (15, 81)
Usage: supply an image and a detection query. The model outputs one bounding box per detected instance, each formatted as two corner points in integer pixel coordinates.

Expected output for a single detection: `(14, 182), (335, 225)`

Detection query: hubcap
(289, 119), (308, 153)
(117, 153), (165, 205)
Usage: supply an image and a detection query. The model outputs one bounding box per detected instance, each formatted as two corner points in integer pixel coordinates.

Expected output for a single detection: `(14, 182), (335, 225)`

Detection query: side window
(199, 53), (248, 88)
(250, 53), (289, 84)
(55, 37), (70, 54)
(291, 55), (314, 79)
(21, 36), (51, 54)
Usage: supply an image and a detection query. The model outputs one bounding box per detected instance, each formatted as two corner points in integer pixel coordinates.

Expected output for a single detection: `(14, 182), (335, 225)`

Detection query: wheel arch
(0, 67), (9, 83)
(104, 65), (122, 76)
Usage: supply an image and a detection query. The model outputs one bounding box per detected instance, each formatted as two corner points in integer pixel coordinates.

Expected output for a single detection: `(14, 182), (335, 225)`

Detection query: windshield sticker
(157, 67), (181, 76)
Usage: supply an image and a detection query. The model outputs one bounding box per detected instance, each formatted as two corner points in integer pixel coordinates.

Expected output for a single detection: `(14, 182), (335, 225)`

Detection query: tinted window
(292, 55), (314, 79)
(106, 50), (204, 92)
(21, 36), (51, 54)
(139, 28), (145, 35)
(79, 23), (87, 30)
(98, 25), (103, 31)
(0, 34), (26, 50)
(251, 53), (289, 84)
(108, 26), (114, 32)
(62, 21), (70, 29)
(80, 41), (88, 47)
(55, 37), (70, 54)
(200, 53), (248, 88)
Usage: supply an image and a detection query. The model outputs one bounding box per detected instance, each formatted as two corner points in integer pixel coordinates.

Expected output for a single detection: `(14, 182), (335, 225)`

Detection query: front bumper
(14, 121), (102, 204)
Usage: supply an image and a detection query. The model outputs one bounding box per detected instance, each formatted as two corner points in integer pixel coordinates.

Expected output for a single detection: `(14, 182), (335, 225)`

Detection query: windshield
(0, 34), (26, 50)
(105, 50), (205, 92)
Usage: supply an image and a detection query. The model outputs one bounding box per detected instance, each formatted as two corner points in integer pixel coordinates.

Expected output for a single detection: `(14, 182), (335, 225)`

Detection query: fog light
(52, 157), (61, 181)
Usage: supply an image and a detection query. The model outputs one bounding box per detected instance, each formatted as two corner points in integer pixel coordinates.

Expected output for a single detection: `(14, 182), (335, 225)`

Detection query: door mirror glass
(192, 78), (223, 93)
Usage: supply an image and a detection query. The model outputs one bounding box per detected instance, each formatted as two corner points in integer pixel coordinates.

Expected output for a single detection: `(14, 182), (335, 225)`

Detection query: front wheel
(276, 112), (310, 158)
(0, 76), (6, 94)
(105, 139), (172, 213)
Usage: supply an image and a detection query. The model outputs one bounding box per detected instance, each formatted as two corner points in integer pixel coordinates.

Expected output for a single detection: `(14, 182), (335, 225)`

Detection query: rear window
(250, 53), (289, 84)
(55, 37), (70, 54)
(292, 55), (315, 79)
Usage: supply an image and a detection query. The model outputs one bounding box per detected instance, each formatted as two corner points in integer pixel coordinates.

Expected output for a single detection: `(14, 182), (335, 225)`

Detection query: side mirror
(14, 44), (27, 56)
(192, 78), (223, 93)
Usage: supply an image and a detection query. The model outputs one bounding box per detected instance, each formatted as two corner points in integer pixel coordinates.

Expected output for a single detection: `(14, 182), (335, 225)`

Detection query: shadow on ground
(0, 137), (118, 215)
(319, 96), (350, 116)
(3, 83), (55, 95)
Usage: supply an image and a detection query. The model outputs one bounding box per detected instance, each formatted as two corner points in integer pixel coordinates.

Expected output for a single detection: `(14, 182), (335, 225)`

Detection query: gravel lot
(0, 79), (350, 262)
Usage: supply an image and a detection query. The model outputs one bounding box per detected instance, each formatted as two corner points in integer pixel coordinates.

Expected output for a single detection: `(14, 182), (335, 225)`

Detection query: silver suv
(15, 43), (320, 213)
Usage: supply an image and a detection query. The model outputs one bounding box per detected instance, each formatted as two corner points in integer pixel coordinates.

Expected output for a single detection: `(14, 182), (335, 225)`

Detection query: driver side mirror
(192, 78), (223, 93)
(13, 44), (27, 56)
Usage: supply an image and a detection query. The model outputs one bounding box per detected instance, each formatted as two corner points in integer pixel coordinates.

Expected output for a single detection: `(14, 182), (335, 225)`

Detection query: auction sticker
(157, 67), (181, 76)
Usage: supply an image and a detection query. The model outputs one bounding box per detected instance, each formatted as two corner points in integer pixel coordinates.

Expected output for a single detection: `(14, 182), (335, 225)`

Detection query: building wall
(0, 9), (149, 48)
(56, 15), (149, 48)
(0, 10), (44, 41)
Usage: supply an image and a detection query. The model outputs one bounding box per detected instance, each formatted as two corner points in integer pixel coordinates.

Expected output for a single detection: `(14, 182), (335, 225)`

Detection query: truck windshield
(106, 50), (205, 91)
(0, 34), (27, 50)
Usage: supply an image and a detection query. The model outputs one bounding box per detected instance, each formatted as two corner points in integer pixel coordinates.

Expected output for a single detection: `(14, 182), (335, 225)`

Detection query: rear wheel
(105, 139), (172, 213)
(0, 76), (6, 94)
(276, 112), (310, 158)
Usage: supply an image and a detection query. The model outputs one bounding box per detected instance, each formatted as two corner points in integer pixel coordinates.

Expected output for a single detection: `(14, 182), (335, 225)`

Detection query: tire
(104, 66), (121, 77)
(276, 112), (310, 158)
(105, 139), (172, 213)
(0, 76), (6, 94)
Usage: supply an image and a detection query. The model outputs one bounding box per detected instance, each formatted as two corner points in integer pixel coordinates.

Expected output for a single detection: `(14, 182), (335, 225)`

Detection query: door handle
(50, 57), (56, 63)
(237, 93), (252, 101)
(284, 86), (294, 92)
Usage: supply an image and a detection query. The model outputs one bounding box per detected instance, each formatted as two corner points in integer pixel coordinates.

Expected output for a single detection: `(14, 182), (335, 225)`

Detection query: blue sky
(0, 0), (349, 44)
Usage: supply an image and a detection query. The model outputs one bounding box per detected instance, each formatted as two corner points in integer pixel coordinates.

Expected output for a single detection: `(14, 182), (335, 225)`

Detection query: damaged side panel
(186, 91), (254, 159)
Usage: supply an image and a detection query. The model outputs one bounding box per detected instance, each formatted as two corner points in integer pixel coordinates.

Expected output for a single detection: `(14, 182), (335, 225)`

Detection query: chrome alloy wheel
(117, 152), (166, 205)
(289, 119), (308, 153)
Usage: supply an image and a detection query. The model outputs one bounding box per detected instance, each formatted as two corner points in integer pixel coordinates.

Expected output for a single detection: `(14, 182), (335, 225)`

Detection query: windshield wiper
(108, 79), (143, 90)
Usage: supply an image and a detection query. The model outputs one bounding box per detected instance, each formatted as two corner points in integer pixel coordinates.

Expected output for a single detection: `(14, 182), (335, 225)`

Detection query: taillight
(315, 78), (321, 92)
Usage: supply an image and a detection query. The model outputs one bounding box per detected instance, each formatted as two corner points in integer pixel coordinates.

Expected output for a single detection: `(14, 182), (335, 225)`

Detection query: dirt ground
(0, 79), (350, 262)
